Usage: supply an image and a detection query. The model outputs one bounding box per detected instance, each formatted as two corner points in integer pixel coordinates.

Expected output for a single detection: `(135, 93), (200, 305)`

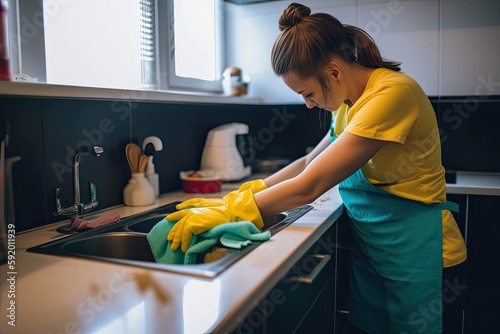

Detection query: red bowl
(182, 179), (222, 193)
(180, 170), (222, 193)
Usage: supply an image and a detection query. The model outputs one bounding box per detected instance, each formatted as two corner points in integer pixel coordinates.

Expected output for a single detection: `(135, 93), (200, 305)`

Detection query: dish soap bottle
(145, 156), (159, 197)
(142, 136), (163, 197)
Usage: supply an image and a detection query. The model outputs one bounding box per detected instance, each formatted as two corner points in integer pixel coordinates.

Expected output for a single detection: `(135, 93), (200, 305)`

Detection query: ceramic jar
(123, 173), (156, 206)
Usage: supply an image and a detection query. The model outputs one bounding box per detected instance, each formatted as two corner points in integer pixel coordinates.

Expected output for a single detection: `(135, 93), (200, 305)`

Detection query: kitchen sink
(27, 202), (313, 278)
(63, 233), (156, 262)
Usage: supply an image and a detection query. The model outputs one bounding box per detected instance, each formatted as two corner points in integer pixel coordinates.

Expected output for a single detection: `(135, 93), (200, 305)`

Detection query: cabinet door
(293, 274), (336, 334)
(264, 223), (337, 334)
(463, 195), (500, 333)
(333, 211), (352, 333)
(231, 222), (337, 334)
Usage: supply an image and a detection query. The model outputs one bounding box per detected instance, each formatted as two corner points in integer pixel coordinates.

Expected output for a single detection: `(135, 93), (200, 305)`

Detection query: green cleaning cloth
(146, 218), (271, 265)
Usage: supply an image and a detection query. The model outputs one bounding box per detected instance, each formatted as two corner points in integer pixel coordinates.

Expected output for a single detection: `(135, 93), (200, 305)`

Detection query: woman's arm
(255, 132), (387, 216)
(264, 132), (331, 187)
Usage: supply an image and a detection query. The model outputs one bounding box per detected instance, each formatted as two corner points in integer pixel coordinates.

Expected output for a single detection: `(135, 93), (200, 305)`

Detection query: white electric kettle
(200, 123), (252, 181)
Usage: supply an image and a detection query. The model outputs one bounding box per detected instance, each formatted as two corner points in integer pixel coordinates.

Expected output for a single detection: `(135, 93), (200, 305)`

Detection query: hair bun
(278, 3), (311, 31)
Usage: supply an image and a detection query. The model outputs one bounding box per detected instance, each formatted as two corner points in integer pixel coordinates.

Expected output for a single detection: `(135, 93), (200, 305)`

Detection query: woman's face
(283, 69), (344, 111)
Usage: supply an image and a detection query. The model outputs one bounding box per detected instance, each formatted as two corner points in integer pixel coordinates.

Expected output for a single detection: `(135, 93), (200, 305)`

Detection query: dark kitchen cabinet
(264, 221), (337, 334)
(447, 193), (500, 334)
(333, 212), (353, 333)
(463, 194), (500, 333)
(231, 212), (345, 334)
(265, 251), (335, 334)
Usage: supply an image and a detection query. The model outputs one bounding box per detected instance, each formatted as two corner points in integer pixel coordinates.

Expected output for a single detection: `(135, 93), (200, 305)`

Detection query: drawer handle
(289, 254), (331, 284)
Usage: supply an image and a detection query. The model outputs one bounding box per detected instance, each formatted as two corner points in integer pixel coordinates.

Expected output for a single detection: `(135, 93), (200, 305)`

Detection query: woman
(167, 3), (467, 333)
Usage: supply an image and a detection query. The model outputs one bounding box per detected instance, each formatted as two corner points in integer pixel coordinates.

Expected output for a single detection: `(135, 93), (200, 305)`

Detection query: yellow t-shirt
(332, 68), (466, 267)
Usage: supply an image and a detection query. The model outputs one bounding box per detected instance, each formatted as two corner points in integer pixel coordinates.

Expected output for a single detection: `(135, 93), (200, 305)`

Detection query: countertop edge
(446, 172), (500, 196)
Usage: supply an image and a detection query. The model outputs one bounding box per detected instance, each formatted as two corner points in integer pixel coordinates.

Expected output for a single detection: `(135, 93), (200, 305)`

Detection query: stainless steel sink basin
(62, 232), (155, 262)
(125, 214), (169, 233)
(27, 202), (313, 278)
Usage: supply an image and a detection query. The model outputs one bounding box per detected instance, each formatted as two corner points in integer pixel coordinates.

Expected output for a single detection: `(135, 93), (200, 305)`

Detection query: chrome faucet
(53, 146), (104, 223)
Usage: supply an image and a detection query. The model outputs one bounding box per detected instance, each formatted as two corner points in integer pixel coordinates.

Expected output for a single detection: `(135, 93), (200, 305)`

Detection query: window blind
(140, 0), (156, 88)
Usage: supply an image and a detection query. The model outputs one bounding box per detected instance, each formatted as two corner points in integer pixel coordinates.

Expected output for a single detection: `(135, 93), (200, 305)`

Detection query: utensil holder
(123, 173), (156, 206)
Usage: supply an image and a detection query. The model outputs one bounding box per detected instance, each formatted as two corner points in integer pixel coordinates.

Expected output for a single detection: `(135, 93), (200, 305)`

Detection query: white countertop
(0, 184), (343, 334)
(446, 172), (500, 196)
(2, 171), (497, 334)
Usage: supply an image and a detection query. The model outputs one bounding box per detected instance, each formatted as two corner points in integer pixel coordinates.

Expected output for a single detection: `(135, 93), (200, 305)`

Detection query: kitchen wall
(225, 0), (500, 103)
(2, 93), (499, 233)
(0, 96), (328, 232)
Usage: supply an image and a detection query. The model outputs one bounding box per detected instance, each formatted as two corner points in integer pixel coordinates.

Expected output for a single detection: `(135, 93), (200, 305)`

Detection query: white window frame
(157, 0), (225, 93)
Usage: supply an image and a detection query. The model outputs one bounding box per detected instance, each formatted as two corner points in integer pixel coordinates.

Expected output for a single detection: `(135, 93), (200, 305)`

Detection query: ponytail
(344, 25), (401, 72)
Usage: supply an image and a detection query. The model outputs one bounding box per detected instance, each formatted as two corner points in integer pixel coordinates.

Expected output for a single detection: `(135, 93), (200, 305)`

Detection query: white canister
(222, 67), (244, 96)
(123, 173), (156, 206)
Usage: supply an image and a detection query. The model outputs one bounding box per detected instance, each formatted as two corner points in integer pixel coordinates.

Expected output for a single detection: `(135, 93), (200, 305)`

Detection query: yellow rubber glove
(175, 179), (268, 210)
(234, 179), (268, 194)
(175, 197), (226, 209)
(166, 189), (264, 252)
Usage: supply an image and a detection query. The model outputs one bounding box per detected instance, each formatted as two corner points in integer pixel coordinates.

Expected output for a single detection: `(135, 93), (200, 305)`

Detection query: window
(7, 0), (224, 93)
(43, 0), (143, 89)
(159, 0), (224, 92)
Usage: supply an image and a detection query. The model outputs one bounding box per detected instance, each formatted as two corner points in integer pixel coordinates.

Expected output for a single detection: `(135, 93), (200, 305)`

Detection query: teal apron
(330, 128), (458, 333)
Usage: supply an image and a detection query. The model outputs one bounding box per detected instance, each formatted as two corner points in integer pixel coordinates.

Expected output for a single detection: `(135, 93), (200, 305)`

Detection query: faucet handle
(82, 182), (99, 214)
(77, 203), (85, 217)
(93, 146), (104, 156)
(54, 188), (78, 216)
(54, 188), (63, 213)
(89, 182), (97, 202)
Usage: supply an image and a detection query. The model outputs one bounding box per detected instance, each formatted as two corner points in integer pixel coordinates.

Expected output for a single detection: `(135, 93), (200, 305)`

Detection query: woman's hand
(167, 189), (264, 252)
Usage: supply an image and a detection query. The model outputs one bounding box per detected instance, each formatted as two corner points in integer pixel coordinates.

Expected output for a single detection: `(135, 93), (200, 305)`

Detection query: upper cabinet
(226, 0), (500, 103)
(357, 0), (439, 96)
(439, 0), (500, 96)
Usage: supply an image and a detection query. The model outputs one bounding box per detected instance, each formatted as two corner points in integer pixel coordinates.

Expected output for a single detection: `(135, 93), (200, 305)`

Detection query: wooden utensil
(139, 154), (149, 173)
(125, 143), (141, 173)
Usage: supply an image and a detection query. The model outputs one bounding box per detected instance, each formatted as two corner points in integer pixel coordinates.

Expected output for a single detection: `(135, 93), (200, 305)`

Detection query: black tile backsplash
(131, 102), (330, 194)
(1, 96), (327, 232)
(2, 94), (498, 232)
(431, 96), (500, 173)
(1, 97), (46, 230)
(42, 99), (132, 224)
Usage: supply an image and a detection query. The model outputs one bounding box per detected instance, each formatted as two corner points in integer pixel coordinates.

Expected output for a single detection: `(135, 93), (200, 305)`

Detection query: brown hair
(271, 3), (401, 95)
